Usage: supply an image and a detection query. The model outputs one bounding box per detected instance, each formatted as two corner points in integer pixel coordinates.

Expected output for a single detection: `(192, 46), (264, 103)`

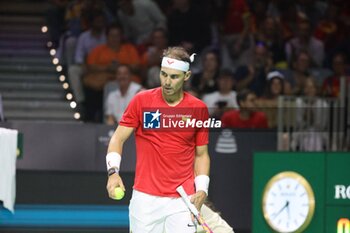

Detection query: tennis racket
(176, 186), (214, 233)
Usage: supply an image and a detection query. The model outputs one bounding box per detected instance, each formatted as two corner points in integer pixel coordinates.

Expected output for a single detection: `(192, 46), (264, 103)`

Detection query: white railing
(277, 80), (349, 151)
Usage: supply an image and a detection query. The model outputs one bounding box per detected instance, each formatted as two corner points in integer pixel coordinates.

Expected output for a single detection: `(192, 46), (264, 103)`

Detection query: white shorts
(129, 189), (196, 233)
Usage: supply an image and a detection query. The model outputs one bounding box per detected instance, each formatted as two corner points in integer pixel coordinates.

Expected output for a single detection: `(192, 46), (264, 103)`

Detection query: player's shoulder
(133, 87), (158, 99)
(184, 91), (207, 108)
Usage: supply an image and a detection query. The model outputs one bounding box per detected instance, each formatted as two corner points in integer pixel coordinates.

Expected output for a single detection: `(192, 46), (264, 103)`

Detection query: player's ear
(184, 71), (191, 81)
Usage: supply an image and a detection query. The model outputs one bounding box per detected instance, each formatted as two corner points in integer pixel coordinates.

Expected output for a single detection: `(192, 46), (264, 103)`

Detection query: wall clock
(262, 171), (315, 232)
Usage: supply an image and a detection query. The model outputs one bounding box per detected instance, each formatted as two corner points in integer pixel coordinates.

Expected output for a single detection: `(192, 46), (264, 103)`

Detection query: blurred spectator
(74, 11), (107, 65)
(167, 0), (212, 53)
(105, 65), (143, 125)
(141, 28), (169, 88)
(65, 0), (86, 36)
(117, 0), (167, 47)
(278, 0), (302, 40)
(322, 53), (350, 98)
(83, 23), (141, 122)
(257, 71), (285, 128)
(314, 2), (339, 46)
(221, 89), (268, 128)
(56, 0), (87, 66)
(221, 0), (250, 36)
(285, 19), (324, 67)
(68, 11), (107, 105)
(336, 0), (350, 55)
(292, 76), (328, 151)
(220, 4), (254, 72)
(283, 51), (312, 95)
(314, 2), (349, 67)
(56, 1), (110, 66)
(255, 16), (286, 64)
(45, 0), (68, 48)
(295, 0), (327, 29)
(190, 49), (220, 97)
(266, 0), (280, 19)
(249, 0), (268, 33)
(234, 42), (273, 96)
(202, 69), (238, 119)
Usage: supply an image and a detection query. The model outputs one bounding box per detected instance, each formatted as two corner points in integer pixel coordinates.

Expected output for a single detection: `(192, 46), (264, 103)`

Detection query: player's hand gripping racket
(176, 186), (214, 233)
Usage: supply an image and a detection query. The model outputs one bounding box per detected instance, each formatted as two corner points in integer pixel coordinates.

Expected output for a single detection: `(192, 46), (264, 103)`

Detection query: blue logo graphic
(143, 109), (162, 129)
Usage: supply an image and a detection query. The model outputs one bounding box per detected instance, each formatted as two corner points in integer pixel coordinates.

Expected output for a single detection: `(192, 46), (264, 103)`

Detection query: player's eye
(160, 71), (167, 77)
(170, 75), (179, 79)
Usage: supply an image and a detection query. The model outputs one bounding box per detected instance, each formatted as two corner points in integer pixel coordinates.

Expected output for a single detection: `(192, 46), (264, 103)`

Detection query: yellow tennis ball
(113, 187), (125, 200)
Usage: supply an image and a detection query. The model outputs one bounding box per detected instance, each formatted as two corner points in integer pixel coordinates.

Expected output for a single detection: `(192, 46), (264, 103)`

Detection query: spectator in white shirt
(202, 69), (239, 119)
(105, 64), (143, 125)
(285, 19), (324, 67)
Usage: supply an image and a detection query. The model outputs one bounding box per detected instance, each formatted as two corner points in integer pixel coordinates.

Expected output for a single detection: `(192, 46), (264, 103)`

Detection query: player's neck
(162, 91), (184, 106)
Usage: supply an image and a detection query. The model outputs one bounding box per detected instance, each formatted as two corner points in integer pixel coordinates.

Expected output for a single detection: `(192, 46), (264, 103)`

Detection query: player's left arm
(191, 144), (210, 212)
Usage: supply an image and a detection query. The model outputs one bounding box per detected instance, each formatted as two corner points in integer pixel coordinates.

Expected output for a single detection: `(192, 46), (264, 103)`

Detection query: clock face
(262, 171), (315, 233)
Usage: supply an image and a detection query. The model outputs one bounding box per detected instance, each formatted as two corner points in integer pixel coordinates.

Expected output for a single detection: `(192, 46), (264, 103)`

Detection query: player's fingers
(118, 179), (125, 191)
(192, 191), (206, 211)
(106, 180), (117, 198)
(190, 194), (196, 204)
(107, 186), (115, 198)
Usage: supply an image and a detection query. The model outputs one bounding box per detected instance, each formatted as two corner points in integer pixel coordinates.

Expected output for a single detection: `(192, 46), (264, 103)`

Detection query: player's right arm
(106, 125), (134, 199)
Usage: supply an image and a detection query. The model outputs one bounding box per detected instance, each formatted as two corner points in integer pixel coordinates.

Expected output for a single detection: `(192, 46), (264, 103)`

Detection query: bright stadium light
(52, 58), (59, 65)
(62, 82), (69, 89)
(50, 49), (56, 56)
(59, 75), (65, 82)
(66, 93), (73, 100)
(56, 65), (62, 72)
(41, 26), (48, 33)
(70, 101), (77, 109)
(74, 112), (81, 120)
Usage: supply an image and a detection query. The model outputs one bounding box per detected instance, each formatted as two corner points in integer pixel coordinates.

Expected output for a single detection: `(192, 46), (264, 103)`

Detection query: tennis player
(106, 47), (211, 233)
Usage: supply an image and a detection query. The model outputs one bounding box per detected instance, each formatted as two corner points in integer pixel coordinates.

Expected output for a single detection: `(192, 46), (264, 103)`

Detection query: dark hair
(332, 52), (348, 63)
(201, 48), (221, 67)
(302, 76), (319, 95)
(163, 47), (191, 63)
(291, 50), (311, 69)
(116, 64), (131, 72)
(264, 77), (284, 98)
(152, 27), (168, 39)
(236, 89), (255, 106)
(106, 22), (123, 35)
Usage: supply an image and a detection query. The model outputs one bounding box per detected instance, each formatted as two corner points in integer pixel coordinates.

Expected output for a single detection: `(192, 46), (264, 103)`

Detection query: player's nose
(164, 77), (171, 86)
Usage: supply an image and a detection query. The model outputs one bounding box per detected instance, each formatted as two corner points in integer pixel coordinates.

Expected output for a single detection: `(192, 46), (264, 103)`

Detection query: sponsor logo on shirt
(143, 109), (221, 129)
(143, 110), (162, 129)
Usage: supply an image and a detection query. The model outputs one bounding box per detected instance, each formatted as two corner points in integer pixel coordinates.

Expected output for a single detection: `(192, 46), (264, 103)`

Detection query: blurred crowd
(46, 0), (350, 127)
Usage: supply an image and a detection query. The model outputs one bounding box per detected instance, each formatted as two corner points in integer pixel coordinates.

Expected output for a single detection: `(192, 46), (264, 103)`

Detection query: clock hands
(286, 200), (290, 219)
(272, 200), (290, 220)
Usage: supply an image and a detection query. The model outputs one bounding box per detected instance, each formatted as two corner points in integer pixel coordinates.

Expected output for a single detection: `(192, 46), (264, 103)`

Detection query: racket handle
(176, 186), (199, 216)
(176, 186), (214, 233)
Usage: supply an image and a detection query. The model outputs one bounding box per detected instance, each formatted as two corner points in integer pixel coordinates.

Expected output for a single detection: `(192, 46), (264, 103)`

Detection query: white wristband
(195, 175), (210, 195)
(106, 152), (121, 171)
